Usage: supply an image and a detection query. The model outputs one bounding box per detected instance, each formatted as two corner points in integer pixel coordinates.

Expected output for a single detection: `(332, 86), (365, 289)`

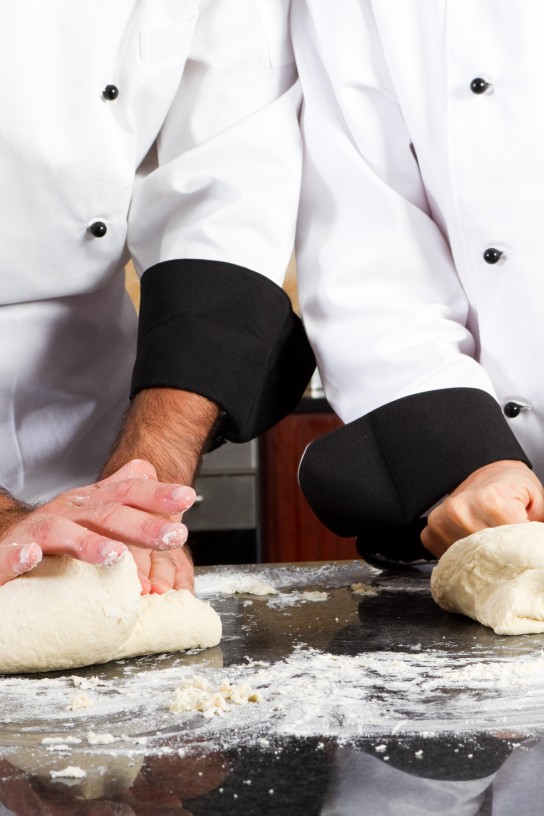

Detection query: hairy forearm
(0, 488), (32, 538)
(103, 388), (222, 486)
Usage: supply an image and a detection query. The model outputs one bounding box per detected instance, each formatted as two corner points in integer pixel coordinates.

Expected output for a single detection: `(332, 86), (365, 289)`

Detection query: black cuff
(356, 519), (435, 567)
(131, 260), (315, 442)
(299, 388), (531, 540)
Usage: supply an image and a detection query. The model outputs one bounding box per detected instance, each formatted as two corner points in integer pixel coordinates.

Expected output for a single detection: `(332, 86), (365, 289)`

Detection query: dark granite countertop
(1, 560), (544, 815)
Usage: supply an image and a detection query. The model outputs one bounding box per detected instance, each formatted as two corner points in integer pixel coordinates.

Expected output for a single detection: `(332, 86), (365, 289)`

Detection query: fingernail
(150, 580), (170, 595)
(158, 524), (187, 549)
(171, 487), (195, 506)
(98, 541), (127, 566)
(13, 543), (42, 575)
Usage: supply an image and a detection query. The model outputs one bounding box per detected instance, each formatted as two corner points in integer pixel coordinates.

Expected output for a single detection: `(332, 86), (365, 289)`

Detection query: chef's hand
(100, 388), (220, 595)
(0, 460), (195, 588)
(128, 542), (195, 595)
(421, 460), (544, 557)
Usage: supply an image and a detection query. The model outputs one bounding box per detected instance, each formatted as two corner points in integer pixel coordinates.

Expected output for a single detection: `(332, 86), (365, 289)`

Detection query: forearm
(103, 388), (221, 486)
(0, 488), (32, 538)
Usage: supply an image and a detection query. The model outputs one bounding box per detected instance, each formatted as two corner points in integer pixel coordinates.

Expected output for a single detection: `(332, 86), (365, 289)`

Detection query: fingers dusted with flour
(97, 459), (196, 594)
(89, 458), (196, 520)
(99, 392), (221, 595)
(0, 460), (194, 584)
(421, 460), (544, 557)
(0, 543), (42, 587)
(149, 546), (194, 595)
(129, 545), (195, 596)
(5, 514), (128, 565)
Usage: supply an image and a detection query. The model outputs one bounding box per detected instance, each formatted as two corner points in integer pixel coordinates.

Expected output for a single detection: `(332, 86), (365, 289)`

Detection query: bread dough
(0, 554), (221, 674)
(66, 693), (94, 711)
(168, 675), (262, 717)
(430, 522), (544, 635)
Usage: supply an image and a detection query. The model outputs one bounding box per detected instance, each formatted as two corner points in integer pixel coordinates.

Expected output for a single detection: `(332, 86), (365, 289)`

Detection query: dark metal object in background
(186, 440), (260, 564)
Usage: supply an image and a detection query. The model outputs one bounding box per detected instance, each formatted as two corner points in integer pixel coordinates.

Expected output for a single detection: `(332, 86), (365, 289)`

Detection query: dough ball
(0, 555), (221, 674)
(430, 522), (544, 635)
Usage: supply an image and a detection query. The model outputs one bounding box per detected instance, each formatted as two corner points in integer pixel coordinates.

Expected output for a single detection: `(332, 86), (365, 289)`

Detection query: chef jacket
(293, 0), (541, 560)
(0, 0), (314, 504)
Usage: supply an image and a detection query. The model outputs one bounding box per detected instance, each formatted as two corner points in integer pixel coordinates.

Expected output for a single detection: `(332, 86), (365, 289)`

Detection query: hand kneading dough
(0, 554), (221, 674)
(431, 522), (544, 635)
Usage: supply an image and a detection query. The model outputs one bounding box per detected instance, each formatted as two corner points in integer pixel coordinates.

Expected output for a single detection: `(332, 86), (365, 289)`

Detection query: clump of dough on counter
(66, 693), (93, 711)
(168, 675), (262, 718)
(431, 522), (544, 635)
(351, 583), (378, 597)
(0, 554), (221, 674)
(225, 579), (278, 596)
(87, 731), (117, 745)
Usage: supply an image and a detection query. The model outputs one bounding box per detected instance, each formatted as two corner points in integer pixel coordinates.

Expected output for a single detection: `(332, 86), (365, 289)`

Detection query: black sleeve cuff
(298, 388), (531, 542)
(131, 260), (316, 443)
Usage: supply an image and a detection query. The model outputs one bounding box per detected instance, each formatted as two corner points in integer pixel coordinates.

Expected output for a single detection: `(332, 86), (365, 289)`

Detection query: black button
(470, 77), (490, 95)
(504, 402), (522, 418)
(483, 247), (503, 265)
(89, 221), (107, 238)
(102, 84), (119, 101)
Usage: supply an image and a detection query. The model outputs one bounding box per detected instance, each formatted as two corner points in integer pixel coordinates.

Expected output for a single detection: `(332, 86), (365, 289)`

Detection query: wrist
(104, 388), (221, 485)
(468, 459), (533, 482)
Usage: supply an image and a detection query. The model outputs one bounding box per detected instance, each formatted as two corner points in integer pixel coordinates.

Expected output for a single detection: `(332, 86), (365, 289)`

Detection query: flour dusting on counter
(194, 563), (376, 598)
(3, 565), (544, 765)
(194, 568), (331, 607)
(267, 591), (329, 609)
(195, 572), (279, 597)
(3, 642), (544, 754)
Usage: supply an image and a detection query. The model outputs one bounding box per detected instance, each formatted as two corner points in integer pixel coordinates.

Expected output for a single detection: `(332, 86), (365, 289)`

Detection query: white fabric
(0, 0), (300, 502)
(293, 0), (544, 477)
(321, 742), (544, 815)
(321, 748), (493, 816)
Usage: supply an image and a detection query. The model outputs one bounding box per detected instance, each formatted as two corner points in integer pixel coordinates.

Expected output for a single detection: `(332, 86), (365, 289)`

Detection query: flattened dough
(430, 522), (544, 635)
(0, 554), (221, 674)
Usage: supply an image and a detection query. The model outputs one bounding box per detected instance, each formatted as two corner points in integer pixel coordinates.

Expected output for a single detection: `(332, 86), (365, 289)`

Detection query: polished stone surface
(1, 560), (544, 814)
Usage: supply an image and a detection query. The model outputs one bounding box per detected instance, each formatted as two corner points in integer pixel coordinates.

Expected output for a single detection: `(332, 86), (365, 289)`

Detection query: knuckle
(153, 550), (180, 572)
(62, 487), (91, 508)
(72, 530), (100, 556)
(111, 479), (136, 503)
(128, 459), (157, 479)
(140, 517), (159, 539)
(476, 484), (500, 504)
(475, 486), (507, 516)
(163, 552), (179, 570)
(29, 514), (58, 543)
(99, 502), (122, 526)
(443, 499), (470, 528)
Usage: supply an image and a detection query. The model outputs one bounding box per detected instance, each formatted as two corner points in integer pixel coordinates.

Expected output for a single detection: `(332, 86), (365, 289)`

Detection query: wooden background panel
(259, 412), (358, 563)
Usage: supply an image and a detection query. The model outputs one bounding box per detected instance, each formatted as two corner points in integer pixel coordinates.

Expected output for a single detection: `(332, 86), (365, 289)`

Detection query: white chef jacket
(0, 0), (309, 504)
(293, 1), (544, 549)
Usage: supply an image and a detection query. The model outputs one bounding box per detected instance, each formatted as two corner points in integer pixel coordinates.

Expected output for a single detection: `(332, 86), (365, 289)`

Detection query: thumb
(526, 488), (544, 522)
